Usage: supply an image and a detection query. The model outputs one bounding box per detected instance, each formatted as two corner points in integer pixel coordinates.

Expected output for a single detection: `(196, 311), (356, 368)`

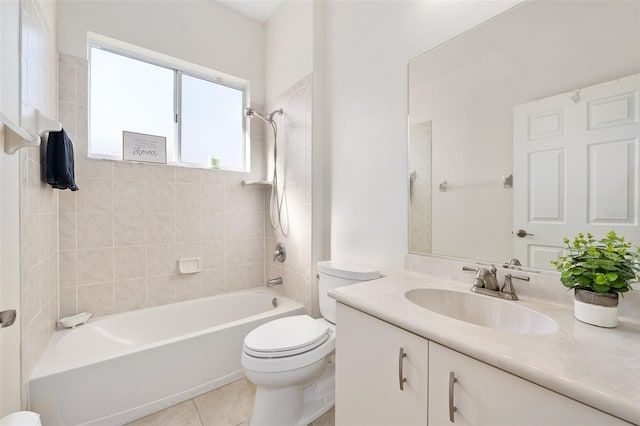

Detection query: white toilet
(0, 411), (42, 426)
(241, 261), (380, 426)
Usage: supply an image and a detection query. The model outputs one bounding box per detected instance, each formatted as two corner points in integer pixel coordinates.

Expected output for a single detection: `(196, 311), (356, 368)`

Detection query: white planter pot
(574, 289), (619, 328)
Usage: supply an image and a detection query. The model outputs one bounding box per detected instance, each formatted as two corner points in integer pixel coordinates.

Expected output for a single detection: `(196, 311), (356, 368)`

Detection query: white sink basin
(405, 288), (558, 335)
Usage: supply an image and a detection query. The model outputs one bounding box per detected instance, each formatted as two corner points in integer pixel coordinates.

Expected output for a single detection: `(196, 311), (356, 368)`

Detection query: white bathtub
(29, 287), (304, 426)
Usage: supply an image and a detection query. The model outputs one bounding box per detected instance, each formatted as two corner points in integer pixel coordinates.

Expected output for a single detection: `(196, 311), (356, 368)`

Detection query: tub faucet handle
(273, 243), (287, 263)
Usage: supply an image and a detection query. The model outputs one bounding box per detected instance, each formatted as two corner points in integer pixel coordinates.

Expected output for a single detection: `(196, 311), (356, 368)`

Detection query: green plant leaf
(571, 269), (582, 276)
(594, 274), (608, 285)
(576, 275), (591, 286)
(603, 252), (620, 260)
(605, 272), (618, 282)
(610, 280), (627, 289)
(591, 283), (611, 293)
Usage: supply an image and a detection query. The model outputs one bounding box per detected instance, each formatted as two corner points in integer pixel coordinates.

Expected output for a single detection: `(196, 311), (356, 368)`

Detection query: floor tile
(194, 378), (256, 426)
(311, 407), (335, 426)
(125, 378), (335, 426)
(125, 400), (203, 426)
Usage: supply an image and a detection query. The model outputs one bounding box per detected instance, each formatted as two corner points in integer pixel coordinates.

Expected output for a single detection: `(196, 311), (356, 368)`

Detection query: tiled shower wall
(57, 53), (268, 318)
(265, 74), (314, 314)
(19, 0), (59, 407)
(408, 121), (432, 254)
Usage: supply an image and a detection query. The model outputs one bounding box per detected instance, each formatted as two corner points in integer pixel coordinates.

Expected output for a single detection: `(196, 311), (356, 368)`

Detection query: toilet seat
(242, 317), (336, 373)
(244, 315), (330, 358)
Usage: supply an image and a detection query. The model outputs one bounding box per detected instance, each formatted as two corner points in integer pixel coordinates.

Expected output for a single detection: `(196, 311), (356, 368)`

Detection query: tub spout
(267, 277), (283, 287)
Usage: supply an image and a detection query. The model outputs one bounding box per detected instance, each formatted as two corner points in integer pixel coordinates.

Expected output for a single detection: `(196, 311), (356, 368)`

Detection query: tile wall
(57, 53), (269, 318)
(18, 0), (59, 407)
(265, 74), (314, 313)
(408, 121), (432, 254)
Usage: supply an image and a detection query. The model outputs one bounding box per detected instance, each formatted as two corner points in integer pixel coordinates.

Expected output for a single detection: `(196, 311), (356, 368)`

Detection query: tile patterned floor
(125, 378), (335, 426)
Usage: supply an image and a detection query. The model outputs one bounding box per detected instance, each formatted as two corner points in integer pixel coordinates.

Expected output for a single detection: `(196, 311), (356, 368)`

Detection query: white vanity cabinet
(429, 342), (632, 426)
(336, 303), (428, 426)
(336, 303), (633, 426)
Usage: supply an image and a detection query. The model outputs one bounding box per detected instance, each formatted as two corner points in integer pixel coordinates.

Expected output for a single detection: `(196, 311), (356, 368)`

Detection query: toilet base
(250, 362), (335, 426)
(301, 362), (335, 424)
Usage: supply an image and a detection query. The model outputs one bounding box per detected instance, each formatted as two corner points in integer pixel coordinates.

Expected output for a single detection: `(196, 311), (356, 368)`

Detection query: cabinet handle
(449, 371), (457, 423)
(398, 347), (407, 391)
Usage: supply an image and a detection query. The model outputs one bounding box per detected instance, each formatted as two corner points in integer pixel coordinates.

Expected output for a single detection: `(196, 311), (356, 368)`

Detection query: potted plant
(551, 231), (640, 328)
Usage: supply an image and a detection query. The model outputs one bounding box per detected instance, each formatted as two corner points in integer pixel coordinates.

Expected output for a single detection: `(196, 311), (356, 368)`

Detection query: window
(89, 43), (248, 171)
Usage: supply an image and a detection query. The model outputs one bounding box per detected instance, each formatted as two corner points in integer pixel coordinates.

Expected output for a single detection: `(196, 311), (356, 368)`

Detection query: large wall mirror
(408, 0), (640, 271)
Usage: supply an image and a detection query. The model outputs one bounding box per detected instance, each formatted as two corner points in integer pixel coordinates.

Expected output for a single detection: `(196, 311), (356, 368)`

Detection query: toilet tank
(317, 261), (380, 323)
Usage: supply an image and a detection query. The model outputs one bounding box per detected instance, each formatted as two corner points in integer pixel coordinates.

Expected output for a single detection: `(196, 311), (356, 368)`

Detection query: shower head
(244, 107), (283, 124)
(244, 107), (270, 124)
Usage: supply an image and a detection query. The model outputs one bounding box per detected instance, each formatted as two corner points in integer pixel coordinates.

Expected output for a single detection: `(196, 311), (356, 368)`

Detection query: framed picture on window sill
(122, 131), (167, 164)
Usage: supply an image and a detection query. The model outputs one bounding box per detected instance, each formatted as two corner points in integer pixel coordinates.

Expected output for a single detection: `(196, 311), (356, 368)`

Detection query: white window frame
(87, 32), (251, 172)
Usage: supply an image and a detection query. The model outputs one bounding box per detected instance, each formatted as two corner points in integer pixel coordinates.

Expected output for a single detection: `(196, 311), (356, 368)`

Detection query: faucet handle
(473, 267), (489, 289)
(273, 243), (287, 263)
(501, 273), (529, 300)
(509, 273), (530, 283)
(501, 274), (517, 299)
(463, 266), (483, 287)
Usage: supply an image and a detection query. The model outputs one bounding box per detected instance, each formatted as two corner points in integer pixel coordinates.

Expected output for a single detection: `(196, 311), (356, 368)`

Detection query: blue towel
(45, 128), (79, 191)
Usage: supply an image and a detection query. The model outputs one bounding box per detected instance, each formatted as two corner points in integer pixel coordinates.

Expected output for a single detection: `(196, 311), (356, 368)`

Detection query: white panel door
(513, 73), (640, 269)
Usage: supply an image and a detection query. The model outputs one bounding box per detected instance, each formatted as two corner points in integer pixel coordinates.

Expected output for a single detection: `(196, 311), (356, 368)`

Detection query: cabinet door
(336, 303), (428, 426)
(429, 342), (632, 426)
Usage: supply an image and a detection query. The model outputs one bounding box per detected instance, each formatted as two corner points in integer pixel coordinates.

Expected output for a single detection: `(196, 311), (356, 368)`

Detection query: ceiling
(216, 0), (283, 23)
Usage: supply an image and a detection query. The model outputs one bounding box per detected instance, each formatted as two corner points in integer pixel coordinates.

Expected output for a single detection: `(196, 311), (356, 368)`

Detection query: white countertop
(329, 272), (640, 425)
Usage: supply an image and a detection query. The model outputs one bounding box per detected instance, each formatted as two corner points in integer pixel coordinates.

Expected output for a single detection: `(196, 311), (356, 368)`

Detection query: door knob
(0, 309), (17, 328)
(515, 229), (534, 238)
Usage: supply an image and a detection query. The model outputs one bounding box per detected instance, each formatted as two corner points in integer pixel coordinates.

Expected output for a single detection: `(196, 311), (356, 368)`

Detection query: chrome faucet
(267, 277), (283, 287)
(504, 257), (522, 267)
(473, 265), (500, 291)
(463, 265), (529, 300)
(273, 243), (286, 263)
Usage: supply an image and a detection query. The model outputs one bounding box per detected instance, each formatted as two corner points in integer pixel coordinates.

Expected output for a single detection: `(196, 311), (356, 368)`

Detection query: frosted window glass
(180, 74), (244, 169)
(90, 47), (174, 159)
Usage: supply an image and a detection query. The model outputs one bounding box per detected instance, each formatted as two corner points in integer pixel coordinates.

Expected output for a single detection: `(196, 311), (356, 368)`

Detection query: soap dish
(59, 312), (92, 329)
(178, 257), (201, 274)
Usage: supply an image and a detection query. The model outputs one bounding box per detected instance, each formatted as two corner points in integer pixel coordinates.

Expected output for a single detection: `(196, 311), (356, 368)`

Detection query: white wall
(324, 0), (520, 273)
(1, 0), (20, 122)
(56, 0), (266, 104)
(264, 0), (319, 313)
(265, 0), (313, 104)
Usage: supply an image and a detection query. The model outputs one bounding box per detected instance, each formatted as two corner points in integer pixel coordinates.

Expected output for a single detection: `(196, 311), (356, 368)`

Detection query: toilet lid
(244, 315), (331, 358)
